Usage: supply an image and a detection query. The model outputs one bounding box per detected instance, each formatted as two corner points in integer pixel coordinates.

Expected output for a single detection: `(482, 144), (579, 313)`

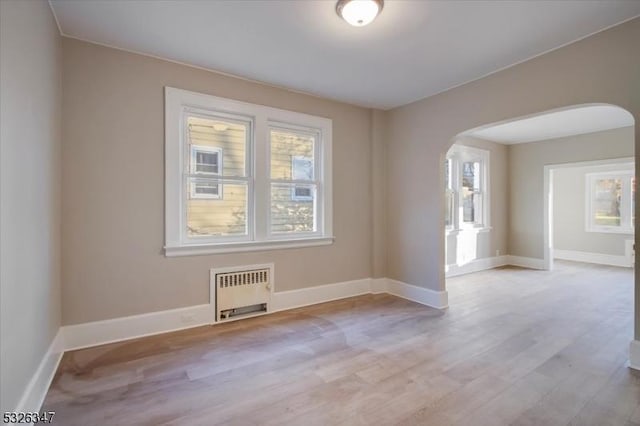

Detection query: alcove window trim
(445, 144), (490, 233)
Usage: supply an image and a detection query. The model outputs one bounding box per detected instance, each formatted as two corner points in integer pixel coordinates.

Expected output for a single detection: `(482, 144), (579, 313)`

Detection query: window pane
(462, 161), (480, 191)
(444, 159), (451, 190)
(195, 151), (219, 174)
(462, 191), (478, 223)
(271, 129), (315, 180)
(445, 190), (453, 227)
(594, 178), (622, 226)
(292, 156), (313, 181)
(187, 115), (247, 177)
(632, 177), (636, 228)
(271, 183), (315, 234)
(187, 181), (247, 236)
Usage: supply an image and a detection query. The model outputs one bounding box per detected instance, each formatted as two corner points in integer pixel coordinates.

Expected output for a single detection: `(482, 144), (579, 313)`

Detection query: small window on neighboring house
(291, 156), (313, 201)
(444, 144), (489, 231)
(190, 145), (223, 199)
(586, 170), (634, 234)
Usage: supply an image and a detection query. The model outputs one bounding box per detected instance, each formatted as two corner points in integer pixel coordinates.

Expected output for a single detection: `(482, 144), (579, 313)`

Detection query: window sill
(164, 236), (335, 257)
(445, 227), (492, 236)
(585, 228), (634, 235)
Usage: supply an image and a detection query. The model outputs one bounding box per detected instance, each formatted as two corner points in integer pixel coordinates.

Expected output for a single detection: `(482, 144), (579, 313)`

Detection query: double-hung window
(586, 170), (634, 234)
(445, 145), (489, 231)
(165, 87), (333, 256)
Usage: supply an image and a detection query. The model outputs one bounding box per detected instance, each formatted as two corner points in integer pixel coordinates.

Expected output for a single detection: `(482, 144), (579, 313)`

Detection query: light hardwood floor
(43, 261), (640, 425)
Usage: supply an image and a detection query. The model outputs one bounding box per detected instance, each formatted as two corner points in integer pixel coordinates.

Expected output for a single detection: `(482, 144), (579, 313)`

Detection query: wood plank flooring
(42, 261), (640, 425)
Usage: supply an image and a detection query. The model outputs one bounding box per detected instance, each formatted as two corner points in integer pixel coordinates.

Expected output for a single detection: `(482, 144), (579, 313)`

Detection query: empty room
(1, 1), (640, 425)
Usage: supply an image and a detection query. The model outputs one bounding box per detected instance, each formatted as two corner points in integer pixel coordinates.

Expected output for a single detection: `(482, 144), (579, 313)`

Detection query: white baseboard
(271, 278), (372, 312)
(62, 276), (449, 353)
(385, 279), (449, 309)
(371, 277), (388, 294)
(446, 255), (509, 278)
(31, 275), (443, 412)
(554, 249), (632, 268)
(15, 330), (64, 414)
(629, 340), (640, 370)
(63, 304), (212, 351)
(506, 255), (546, 270)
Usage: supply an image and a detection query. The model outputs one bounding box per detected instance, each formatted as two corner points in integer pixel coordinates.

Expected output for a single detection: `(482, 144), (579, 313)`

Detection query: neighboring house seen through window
(291, 155), (314, 201)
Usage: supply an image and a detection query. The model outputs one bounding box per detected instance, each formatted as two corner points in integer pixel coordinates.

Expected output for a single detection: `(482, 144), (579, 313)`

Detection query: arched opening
(442, 103), (635, 297)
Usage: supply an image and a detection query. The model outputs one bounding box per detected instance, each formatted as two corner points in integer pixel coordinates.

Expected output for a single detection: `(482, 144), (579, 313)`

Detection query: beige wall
(509, 127), (634, 258)
(61, 38), (375, 325)
(446, 137), (509, 267)
(553, 155), (634, 256)
(371, 109), (388, 278)
(385, 17), (639, 343)
(444, 128), (633, 267)
(0, 0), (62, 411)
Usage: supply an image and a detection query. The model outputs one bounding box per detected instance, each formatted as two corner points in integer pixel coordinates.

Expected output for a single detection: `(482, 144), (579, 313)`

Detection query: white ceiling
(49, 1), (640, 109)
(466, 105), (635, 144)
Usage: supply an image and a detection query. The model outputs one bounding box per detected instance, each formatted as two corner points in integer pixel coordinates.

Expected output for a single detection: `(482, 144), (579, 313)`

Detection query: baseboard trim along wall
(15, 330), (65, 414)
(386, 279), (449, 309)
(61, 278), (446, 351)
(64, 256), (550, 353)
(505, 255), (546, 270)
(554, 249), (632, 268)
(63, 304), (213, 352)
(446, 255), (509, 278)
(17, 258), (550, 413)
(629, 340), (640, 371)
(270, 278), (372, 312)
(445, 255), (547, 277)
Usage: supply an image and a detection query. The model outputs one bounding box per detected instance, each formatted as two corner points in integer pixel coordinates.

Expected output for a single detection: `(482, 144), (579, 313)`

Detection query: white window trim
(585, 169), (634, 235)
(445, 144), (490, 233)
(164, 87), (333, 257)
(189, 144), (223, 200)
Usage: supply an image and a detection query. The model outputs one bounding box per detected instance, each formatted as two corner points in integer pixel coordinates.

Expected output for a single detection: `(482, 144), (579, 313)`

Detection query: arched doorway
(443, 103), (635, 278)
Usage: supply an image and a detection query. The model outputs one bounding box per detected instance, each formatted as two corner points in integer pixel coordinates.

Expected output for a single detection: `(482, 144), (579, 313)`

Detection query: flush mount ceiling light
(336, 0), (384, 27)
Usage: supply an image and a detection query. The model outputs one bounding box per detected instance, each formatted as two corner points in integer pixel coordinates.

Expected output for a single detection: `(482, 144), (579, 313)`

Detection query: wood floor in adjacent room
(43, 261), (640, 425)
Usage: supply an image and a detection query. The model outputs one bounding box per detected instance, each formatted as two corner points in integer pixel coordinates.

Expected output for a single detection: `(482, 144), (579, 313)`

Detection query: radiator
(213, 266), (272, 322)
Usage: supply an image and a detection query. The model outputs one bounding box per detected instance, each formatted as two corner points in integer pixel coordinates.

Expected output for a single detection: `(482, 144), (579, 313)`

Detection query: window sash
(267, 124), (323, 240)
(182, 109), (253, 244)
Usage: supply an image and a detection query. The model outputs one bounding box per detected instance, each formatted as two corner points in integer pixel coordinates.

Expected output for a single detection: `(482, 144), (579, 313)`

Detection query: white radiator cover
(210, 264), (274, 322)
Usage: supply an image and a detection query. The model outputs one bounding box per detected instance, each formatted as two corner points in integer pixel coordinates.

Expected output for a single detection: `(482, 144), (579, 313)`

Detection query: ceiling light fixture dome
(336, 0), (383, 27)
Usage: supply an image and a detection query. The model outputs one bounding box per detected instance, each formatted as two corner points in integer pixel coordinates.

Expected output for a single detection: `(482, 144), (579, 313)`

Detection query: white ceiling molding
(49, 1), (640, 109)
(465, 105), (635, 144)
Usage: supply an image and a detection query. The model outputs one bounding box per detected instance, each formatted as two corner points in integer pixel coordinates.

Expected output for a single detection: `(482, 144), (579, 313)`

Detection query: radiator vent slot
(212, 265), (272, 322)
(218, 270), (269, 288)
